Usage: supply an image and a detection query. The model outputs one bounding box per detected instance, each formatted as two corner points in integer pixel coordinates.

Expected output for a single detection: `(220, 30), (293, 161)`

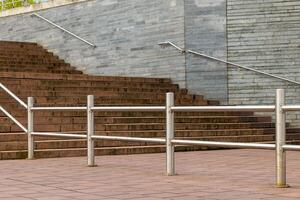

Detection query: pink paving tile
(0, 149), (300, 199)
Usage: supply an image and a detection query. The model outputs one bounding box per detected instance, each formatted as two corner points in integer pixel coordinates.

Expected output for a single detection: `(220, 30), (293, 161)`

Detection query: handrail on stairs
(31, 13), (96, 48)
(158, 41), (300, 86)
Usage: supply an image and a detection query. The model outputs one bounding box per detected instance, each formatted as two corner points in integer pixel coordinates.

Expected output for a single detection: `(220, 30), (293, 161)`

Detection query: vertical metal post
(27, 97), (34, 160)
(166, 92), (175, 176)
(87, 95), (95, 167)
(276, 89), (287, 187)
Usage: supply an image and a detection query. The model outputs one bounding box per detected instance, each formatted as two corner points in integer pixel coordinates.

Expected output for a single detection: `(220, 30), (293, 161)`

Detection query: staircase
(0, 41), (299, 159)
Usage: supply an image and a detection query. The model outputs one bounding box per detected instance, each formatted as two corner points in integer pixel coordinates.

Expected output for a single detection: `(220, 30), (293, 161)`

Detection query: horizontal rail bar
(32, 132), (86, 138)
(282, 145), (300, 151)
(172, 139), (275, 150)
(282, 105), (300, 112)
(0, 106), (27, 133)
(159, 41), (300, 86)
(31, 107), (86, 111)
(0, 83), (27, 109)
(92, 135), (166, 143)
(92, 106), (165, 112)
(171, 105), (275, 112)
(31, 13), (96, 48)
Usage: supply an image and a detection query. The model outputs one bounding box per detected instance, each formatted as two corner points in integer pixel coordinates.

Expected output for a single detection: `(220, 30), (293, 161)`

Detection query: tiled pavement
(0, 149), (300, 200)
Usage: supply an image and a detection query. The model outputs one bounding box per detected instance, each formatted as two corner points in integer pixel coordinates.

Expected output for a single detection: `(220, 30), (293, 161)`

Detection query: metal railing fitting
(22, 89), (300, 188)
(158, 41), (300, 86)
(31, 13), (97, 48)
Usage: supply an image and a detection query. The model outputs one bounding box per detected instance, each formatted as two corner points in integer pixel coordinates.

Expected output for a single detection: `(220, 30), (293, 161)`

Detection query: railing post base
(276, 184), (289, 188)
(87, 164), (97, 167)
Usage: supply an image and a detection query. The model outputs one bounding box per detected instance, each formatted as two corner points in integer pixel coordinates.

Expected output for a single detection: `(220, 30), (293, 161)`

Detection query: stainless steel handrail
(171, 139), (275, 150)
(0, 83), (27, 109)
(159, 41), (300, 86)
(0, 106), (27, 132)
(172, 105), (275, 112)
(31, 13), (96, 48)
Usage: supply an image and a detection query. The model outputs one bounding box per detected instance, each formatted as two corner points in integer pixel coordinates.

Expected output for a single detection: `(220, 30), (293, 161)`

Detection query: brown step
(5, 122), (276, 132)
(1, 40), (298, 160)
(0, 134), (292, 160)
(0, 72), (172, 84)
(0, 116), (272, 125)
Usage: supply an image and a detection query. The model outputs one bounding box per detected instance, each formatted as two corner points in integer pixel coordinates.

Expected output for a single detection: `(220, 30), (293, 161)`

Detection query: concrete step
(0, 72), (172, 84)
(3, 128), (292, 142)
(0, 145), (215, 159)
(3, 122), (277, 133)
(0, 110), (256, 118)
(0, 67), (82, 74)
(1, 40), (298, 160)
(1, 85), (188, 96)
(3, 134), (300, 159)
(0, 91), (204, 101)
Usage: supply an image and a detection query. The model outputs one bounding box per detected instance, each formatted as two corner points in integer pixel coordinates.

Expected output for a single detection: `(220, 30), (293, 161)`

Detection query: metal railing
(0, 81), (299, 187)
(21, 89), (299, 188)
(158, 41), (300, 86)
(31, 13), (96, 48)
(0, 83), (28, 132)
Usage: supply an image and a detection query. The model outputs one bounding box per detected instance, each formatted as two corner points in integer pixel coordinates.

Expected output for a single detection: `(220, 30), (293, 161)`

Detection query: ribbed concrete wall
(1, 0), (300, 126)
(0, 0), (187, 87)
(0, 0), (230, 101)
(184, 0), (228, 103)
(227, 0), (300, 125)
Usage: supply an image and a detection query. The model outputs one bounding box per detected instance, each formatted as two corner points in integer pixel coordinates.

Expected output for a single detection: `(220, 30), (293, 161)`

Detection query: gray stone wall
(184, 0), (228, 103)
(0, 0), (187, 87)
(227, 0), (300, 126)
(0, 0), (230, 101)
(2, 0), (300, 126)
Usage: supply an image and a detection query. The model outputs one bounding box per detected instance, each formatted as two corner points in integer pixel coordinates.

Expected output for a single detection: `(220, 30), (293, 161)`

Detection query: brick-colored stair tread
(0, 116), (272, 125)
(0, 71), (171, 83)
(3, 122), (278, 133)
(0, 40), (299, 160)
(0, 135), (285, 151)
(0, 111), (257, 118)
(0, 145), (209, 159)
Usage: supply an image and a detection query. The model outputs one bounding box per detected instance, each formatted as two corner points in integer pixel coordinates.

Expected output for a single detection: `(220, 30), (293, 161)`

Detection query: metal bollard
(27, 97), (34, 160)
(87, 95), (95, 167)
(276, 89), (287, 187)
(166, 92), (175, 175)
